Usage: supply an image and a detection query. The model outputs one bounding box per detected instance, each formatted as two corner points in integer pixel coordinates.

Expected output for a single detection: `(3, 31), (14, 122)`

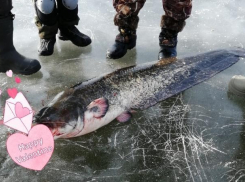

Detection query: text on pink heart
(15, 137), (53, 164)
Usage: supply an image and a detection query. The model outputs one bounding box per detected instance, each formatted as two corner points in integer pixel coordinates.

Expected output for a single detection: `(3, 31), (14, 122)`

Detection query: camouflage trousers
(113, 0), (192, 32)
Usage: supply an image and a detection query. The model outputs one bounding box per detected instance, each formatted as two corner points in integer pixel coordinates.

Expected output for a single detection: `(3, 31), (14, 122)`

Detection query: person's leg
(34, 0), (58, 56)
(56, 0), (91, 47)
(159, 0), (192, 60)
(0, 0), (41, 75)
(107, 0), (146, 59)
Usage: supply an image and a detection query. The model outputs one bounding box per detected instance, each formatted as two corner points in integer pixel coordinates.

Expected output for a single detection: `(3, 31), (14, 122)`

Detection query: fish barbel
(34, 49), (245, 139)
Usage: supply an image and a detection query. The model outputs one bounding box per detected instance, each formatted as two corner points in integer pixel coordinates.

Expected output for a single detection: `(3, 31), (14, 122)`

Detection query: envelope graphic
(4, 92), (33, 134)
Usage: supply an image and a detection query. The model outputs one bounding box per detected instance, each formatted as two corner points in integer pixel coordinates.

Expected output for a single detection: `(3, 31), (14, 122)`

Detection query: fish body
(34, 49), (245, 139)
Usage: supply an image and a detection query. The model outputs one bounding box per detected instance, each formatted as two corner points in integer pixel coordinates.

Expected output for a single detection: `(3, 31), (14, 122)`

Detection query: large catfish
(34, 49), (245, 139)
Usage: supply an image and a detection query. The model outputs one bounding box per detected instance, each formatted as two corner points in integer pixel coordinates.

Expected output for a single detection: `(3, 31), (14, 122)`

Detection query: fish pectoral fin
(116, 111), (132, 123)
(87, 98), (109, 118)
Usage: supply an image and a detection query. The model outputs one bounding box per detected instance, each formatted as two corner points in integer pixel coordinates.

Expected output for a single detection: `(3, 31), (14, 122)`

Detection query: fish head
(34, 92), (84, 139)
(34, 105), (84, 139)
(34, 89), (111, 139)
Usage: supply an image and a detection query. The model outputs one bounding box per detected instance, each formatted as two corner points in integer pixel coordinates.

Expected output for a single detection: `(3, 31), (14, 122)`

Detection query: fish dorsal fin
(86, 98), (109, 118)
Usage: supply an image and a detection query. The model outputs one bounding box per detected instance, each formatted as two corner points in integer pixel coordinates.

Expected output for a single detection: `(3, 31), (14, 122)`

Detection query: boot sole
(106, 48), (136, 59)
(107, 44), (136, 59)
(38, 51), (54, 56)
(58, 35), (91, 47)
(21, 64), (41, 75)
(0, 63), (41, 75)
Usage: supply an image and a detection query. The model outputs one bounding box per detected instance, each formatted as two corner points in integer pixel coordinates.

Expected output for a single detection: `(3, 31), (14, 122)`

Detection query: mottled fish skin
(34, 49), (245, 139)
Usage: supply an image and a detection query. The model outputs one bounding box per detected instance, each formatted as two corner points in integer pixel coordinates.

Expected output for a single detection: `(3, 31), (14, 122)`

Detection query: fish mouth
(33, 109), (84, 139)
(32, 118), (67, 139)
(31, 122), (64, 138)
(51, 128), (82, 139)
(48, 121), (82, 139)
(32, 119), (82, 139)
(51, 128), (67, 139)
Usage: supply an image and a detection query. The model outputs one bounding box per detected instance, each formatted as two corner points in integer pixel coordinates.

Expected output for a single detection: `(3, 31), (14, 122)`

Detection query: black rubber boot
(38, 37), (56, 56)
(158, 28), (178, 60)
(107, 28), (137, 59)
(58, 26), (91, 47)
(0, 14), (41, 75)
(34, 0), (58, 56)
(56, 0), (91, 47)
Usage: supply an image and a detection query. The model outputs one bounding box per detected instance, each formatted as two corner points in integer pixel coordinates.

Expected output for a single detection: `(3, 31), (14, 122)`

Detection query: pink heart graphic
(7, 88), (18, 99)
(6, 70), (13, 77)
(15, 102), (30, 119)
(6, 125), (54, 171)
(15, 77), (21, 84)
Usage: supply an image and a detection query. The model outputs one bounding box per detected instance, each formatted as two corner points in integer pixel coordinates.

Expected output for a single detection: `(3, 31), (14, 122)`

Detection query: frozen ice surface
(1, 0), (245, 181)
